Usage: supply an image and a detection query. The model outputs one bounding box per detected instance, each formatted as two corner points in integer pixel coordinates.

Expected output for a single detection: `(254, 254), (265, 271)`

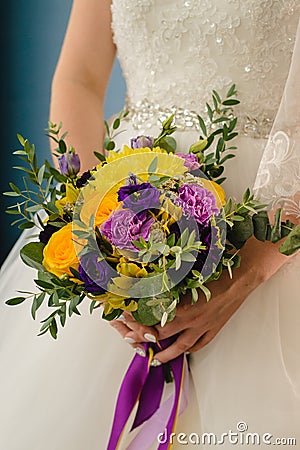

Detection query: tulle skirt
(1, 128), (300, 450)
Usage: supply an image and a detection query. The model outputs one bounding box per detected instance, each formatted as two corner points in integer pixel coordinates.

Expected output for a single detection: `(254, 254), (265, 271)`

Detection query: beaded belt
(125, 98), (273, 139)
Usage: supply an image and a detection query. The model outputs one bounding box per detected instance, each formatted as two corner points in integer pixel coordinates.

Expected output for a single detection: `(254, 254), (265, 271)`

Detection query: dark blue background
(0, 1), (126, 266)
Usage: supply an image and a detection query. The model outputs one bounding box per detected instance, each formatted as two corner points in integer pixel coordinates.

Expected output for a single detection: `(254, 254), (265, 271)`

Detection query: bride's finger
(109, 320), (133, 341)
(151, 330), (199, 364)
(124, 318), (158, 343)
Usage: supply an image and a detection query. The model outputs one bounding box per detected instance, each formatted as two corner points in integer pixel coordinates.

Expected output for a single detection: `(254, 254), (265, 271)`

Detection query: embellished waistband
(125, 98), (273, 139)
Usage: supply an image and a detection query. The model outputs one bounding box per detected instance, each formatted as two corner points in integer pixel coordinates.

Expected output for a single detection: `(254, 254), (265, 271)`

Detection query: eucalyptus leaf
(6, 297), (27, 306)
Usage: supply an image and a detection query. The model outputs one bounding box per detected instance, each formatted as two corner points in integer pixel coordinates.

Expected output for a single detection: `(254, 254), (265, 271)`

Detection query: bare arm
(50, 0), (116, 171)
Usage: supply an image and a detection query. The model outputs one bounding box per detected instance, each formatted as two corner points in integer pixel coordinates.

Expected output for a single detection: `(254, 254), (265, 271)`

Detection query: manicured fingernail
(144, 333), (157, 343)
(151, 359), (162, 367)
(117, 315), (126, 322)
(124, 337), (136, 344)
(135, 347), (146, 358)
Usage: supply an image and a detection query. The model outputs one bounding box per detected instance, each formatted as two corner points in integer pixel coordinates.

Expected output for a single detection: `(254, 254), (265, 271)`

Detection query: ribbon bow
(107, 337), (189, 450)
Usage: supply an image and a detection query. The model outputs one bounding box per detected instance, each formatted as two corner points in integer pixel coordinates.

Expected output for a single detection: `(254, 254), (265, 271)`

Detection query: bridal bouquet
(4, 85), (300, 338)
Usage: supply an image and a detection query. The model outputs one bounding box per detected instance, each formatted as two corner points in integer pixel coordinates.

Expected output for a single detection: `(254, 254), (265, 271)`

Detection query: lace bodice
(111, 0), (300, 136)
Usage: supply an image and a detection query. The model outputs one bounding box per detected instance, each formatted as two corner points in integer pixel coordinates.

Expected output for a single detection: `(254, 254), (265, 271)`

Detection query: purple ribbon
(106, 338), (188, 450)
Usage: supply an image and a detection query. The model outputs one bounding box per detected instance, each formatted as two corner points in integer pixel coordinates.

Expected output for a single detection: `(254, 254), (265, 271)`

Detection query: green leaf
(226, 132), (238, 141)
(228, 117), (238, 132)
(198, 284), (211, 302)
(159, 136), (177, 153)
(34, 280), (54, 290)
(178, 227), (189, 247)
(89, 300), (97, 314)
(106, 141), (115, 151)
(94, 151), (106, 162)
(212, 94), (218, 111)
(148, 156), (158, 174)
(197, 115), (207, 136)
(3, 191), (20, 197)
(69, 296), (81, 317)
(59, 304), (67, 327)
(222, 99), (240, 106)
(269, 208), (283, 243)
(231, 215), (245, 221)
(50, 318), (58, 339)
(6, 297), (26, 306)
(280, 224), (300, 256)
(26, 205), (42, 213)
(212, 90), (221, 104)
(252, 211), (270, 242)
(17, 134), (26, 146)
(31, 292), (46, 319)
(113, 118), (120, 129)
(12, 166), (32, 174)
(9, 182), (21, 194)
(20, 242), (45, 271)
(227, 215), (254, 249)
(191, 288), (199, 303)
(18, 221), (35, 230)
(206, 103), (213, 121)
(58, 139), (67, 154)
(38, 164), (46, 185)
(181, 253), (196, 262)
(102, 308), (123, 321)
(226, 84), (236, 98)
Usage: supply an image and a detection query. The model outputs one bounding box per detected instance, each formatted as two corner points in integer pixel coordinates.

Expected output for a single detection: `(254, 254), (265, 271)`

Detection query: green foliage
(132, 295), (177, 326)
(280, 224), (300, 255)
(103, 109), (129, 152)
(189, 84), (240, 184)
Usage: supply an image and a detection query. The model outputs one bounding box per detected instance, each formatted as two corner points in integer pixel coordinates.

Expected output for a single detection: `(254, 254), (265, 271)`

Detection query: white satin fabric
(1, 2), (300, 450)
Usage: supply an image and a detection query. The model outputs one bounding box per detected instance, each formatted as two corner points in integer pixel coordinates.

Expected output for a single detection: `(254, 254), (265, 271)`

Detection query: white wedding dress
(1, 1), (300, 449)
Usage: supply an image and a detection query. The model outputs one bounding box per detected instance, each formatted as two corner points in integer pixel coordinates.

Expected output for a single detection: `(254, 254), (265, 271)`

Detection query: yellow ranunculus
(201, 179), (226, 207)
(55, 183), (80, 216)
(43, 222), (79, 277)
(116, 257), (148, 278)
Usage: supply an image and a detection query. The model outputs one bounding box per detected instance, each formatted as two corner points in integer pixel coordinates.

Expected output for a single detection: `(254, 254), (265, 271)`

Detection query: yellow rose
(43, 223), (79, 277)
(116, 257), (148, 278)
(201, 179), (226, 207)
(95, 191), (121, 228)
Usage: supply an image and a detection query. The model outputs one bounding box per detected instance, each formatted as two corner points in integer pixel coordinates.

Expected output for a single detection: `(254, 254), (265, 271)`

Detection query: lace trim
(126, 98), (273, 138)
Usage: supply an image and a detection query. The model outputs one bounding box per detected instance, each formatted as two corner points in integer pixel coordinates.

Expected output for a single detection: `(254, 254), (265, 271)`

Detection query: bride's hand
(110, 238), (292, 362)
(111, 270), (247, 362)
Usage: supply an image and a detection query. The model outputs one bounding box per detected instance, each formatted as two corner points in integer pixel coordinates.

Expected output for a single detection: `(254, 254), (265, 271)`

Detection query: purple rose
(118, 182), (161, 213)
(175, 183), (219, 224)
(130, 135), (154, 149)
(177, 153), (201, 171)
(58, 152), (81, 177)
(101, 209), (154, 251)
(79, 253), (112, 293)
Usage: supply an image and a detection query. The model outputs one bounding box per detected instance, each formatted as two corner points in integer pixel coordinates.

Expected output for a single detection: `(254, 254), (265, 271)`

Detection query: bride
(1, 1), (300, 449)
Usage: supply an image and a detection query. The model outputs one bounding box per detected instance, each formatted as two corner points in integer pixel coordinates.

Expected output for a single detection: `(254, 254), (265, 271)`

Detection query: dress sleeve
(253, 18), (300, 220)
